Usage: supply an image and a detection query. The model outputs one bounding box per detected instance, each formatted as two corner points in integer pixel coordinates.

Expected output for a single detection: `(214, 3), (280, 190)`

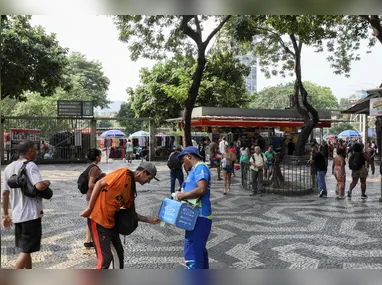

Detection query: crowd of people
(2, 140), (212, 270)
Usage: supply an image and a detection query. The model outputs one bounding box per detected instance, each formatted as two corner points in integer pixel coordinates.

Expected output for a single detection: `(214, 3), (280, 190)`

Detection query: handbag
(114, 170), (138, 237)
(7, 161), (53, 200)
(114, 203), (138, 236)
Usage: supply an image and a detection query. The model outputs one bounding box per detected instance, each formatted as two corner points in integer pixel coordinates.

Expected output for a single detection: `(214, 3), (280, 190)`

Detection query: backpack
(77, 164), (100, 194)
(114, 170), (138, 242)
(167, 152), (182, 170)
(348, 152), (365, 171)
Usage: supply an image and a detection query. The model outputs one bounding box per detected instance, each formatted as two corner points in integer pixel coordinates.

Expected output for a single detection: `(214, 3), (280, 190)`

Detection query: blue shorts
(265, 163), (273, 169)
(222, 165), (234, 173)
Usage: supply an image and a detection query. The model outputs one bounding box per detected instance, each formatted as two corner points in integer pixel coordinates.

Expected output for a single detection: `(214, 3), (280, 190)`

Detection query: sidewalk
(1, 159), (382, 269)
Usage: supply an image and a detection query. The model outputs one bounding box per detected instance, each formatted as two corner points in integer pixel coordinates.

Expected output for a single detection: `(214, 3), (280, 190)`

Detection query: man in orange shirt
(80, 161), (160, 269)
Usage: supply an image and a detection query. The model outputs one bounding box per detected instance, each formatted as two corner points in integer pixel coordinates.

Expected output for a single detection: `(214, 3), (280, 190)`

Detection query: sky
(30, 15), (382, 103)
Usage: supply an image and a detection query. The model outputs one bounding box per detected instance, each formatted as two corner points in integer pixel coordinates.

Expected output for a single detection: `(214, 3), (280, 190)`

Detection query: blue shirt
(184, 162), (211, 217)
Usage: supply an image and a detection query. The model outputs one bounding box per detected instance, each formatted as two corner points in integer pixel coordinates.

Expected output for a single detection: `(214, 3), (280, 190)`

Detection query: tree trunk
(290, 34), (319, 155)
(182, 51), (206, 147)
(369, 15), (382, 44)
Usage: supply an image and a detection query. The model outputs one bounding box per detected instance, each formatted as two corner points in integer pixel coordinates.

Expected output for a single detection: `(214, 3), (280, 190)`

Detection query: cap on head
(177, 146), (203, 161)
(139, 161), (159, 181)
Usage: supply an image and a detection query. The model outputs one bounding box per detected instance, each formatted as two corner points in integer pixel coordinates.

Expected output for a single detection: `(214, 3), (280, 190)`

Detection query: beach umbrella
(337, 129), (361, 138)
(130, 130), (150, 137)
(100, 130), (126, 137)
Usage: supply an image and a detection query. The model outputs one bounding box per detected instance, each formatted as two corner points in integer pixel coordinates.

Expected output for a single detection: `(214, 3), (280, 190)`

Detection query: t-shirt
(313, 152), (327, 172)
(265, 151), (275, 165)
(209, 142), (219, 157)
(3, 158), (44, 223)
(249, 153), (266, 171)
(126, 142), (133, 152)
(86, 165), (103, 202)
(183, 163), (211, 217)
(219, 140), (227, 155)
(89, 168), (135, 229)
(287, 142), (295, 155)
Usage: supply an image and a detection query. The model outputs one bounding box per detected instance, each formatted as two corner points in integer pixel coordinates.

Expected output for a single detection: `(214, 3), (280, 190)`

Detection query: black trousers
(88, 219), (124, 269)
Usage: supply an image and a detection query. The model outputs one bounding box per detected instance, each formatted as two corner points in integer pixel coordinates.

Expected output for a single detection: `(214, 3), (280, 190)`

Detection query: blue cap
(177, 146), (203, 161)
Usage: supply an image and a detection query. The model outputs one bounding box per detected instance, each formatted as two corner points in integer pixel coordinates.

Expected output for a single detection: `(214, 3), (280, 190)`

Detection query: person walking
(126, 139), (134, 163)
(175, 146), (212, 269)
(264, 145), (276, 180)
(309, 145), (328, 198)
(167, 146), (184, 196)
(287, 139), (295, 155)
(222, 145), (235, 195)
(2, 140), (51, 269)
(347, 143), (372, 199)
(365, 142), (376, 175)
(320, 140), (329, 168)
(198, 137), (207, 162)
(249, 146), (266, 196)
(332, 146), (346, 199)
(83, 148), (103, 249)
(209, 138), (222, 180)
(80, 162), (160, 269)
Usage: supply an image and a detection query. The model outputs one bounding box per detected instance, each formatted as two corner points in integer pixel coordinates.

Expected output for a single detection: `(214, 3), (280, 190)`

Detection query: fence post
(90, 118), (97, 149)
(149, 119), (155, 161)
(0, 117), (4, 163)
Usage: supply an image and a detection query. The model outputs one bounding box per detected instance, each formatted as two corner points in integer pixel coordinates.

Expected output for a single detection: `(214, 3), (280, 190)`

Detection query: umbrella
(100, 130), (126, 137)
(155, 132), (169, 137)
(130, 130), (150, 137)
(337, 129), (361, 138)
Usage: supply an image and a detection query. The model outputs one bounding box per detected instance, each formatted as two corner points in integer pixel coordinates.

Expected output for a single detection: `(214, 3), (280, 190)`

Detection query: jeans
(316, 171), (327, 195)
(170, 169), (184, 194)
(367, 158), (375, 173)
(251, 169), (263, 193)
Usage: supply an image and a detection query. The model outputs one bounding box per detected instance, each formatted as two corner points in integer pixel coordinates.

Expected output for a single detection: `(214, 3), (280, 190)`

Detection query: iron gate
(2, 116), (93, 163)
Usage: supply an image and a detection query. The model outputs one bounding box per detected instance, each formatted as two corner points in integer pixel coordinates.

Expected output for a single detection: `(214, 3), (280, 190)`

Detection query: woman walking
(84, 148), (103, 249)
(222, 145), (235, 195)
(332, 146), (346, 199)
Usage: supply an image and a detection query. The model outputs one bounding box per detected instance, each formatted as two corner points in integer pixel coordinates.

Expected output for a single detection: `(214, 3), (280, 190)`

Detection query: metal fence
(1, 116), (93, 163)
(241, 154), (313, 195)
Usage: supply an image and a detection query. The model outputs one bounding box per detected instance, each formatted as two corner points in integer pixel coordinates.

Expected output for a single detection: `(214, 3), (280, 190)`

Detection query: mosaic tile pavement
(1, 159), (382, 269)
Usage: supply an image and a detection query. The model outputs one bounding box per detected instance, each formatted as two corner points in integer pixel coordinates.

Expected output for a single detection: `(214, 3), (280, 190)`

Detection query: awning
(342, 88), (382, 115)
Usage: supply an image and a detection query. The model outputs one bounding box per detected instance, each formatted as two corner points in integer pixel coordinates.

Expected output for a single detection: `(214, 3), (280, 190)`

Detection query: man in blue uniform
(175, 146), (212, 269)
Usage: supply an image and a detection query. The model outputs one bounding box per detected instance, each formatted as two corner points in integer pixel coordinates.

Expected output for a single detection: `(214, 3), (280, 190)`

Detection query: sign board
(158, 198), (199, 231)
(369, 98), (382, 116)
(57, 100), (93, 117)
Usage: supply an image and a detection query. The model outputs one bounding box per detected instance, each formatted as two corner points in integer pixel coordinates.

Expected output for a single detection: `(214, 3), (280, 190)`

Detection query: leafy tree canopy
(128, 51), (251, 125)
(1, 15), (69, 99)
(329, 123), (355, 136)
(10, 52), (110, 116)
(251, 81), (339, 110)
(116, 100), (146, 135)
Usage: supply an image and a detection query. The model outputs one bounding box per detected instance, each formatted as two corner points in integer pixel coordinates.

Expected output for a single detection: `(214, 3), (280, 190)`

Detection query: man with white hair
(249, 146), (266, 196)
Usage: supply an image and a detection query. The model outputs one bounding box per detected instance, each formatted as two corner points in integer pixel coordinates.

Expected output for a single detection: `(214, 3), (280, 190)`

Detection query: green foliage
(9, 52), (110, 116)
(116, 100), (146, 135)
(329, 123), (355, 135)
(229, 15), (376, 79)
(1, 16), (69, 99)
(251, 81), (339, 110)
(128, 51), (251, 125)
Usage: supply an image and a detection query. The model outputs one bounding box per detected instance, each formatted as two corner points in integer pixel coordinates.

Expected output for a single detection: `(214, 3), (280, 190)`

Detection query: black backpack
(348, 152), (365, 171)
(77, 164), (100, 194)
(114, 170), (138, 242)
(167, 151), (182, 170)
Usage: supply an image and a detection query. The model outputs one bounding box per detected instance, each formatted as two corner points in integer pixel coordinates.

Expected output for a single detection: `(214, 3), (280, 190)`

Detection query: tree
(329, 123), (355, 136)
(251, 81), (339, 110)
(117, 100), (145, 135)
(1, 16), (69, 100)
(127, 51), (251, 125)
(10, 52), (110, 116)
(114, 15), (232, 146)
(230, 15), (362, 155)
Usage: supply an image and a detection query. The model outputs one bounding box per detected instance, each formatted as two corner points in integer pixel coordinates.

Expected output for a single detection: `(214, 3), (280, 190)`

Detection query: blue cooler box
(158, 198), (199, 231)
